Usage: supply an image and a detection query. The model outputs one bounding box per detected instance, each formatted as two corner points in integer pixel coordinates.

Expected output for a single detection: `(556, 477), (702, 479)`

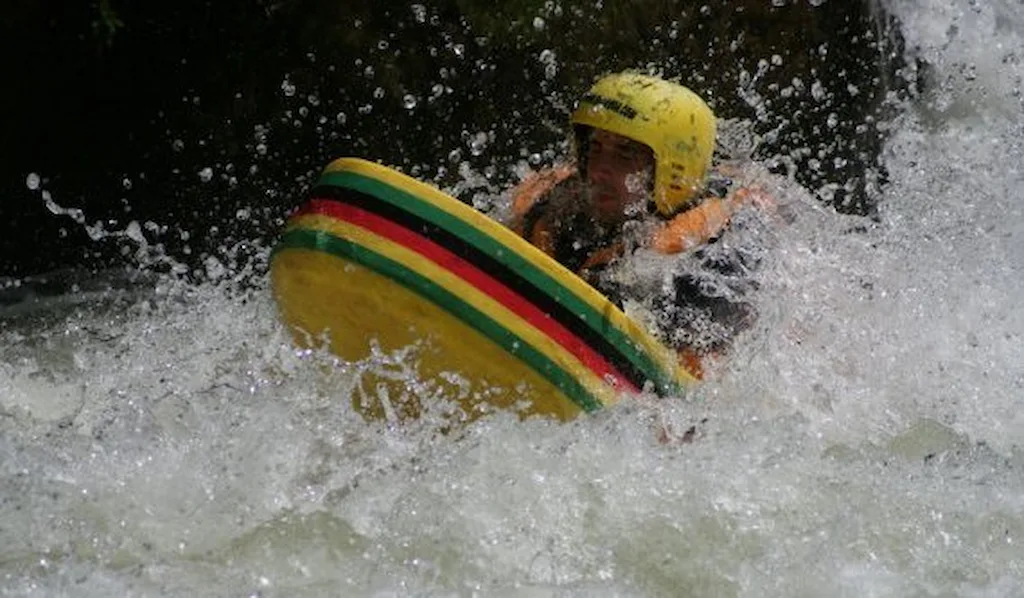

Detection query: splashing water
(3, 1), (1024, 596)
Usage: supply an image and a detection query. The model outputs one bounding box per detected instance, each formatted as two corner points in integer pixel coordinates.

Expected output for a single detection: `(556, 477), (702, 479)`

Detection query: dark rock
(0, 0), (918, 278)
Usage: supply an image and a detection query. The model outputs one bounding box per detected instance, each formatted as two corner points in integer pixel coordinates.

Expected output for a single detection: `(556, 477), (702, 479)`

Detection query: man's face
(584, 129), (654, 226)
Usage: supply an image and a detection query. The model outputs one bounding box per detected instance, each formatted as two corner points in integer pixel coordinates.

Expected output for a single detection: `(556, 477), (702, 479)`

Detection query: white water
(3, 2), (1024, 596)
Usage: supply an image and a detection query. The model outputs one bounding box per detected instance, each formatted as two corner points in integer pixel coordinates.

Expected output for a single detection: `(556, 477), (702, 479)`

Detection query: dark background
(1, 0), (919, 279)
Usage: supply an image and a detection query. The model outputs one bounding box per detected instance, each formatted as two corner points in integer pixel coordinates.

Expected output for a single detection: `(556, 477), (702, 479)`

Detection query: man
(509, 72), (776, 378)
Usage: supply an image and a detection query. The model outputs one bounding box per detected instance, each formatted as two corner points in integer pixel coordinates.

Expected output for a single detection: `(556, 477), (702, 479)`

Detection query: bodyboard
(270, 157), (697, 422)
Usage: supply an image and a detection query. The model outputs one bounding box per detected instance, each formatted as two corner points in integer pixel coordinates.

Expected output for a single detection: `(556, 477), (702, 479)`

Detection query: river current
(2, 1), (1023, 595)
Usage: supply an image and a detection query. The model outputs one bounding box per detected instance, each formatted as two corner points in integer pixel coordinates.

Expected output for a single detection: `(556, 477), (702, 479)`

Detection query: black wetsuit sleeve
(648, 242), (758, 355)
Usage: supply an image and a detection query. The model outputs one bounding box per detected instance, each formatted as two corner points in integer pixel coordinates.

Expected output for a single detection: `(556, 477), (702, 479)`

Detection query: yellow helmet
(570, 72), (717, 216)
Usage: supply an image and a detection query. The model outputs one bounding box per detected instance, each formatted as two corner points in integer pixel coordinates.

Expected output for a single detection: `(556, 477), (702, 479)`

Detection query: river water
(3, 1), (1024, 596)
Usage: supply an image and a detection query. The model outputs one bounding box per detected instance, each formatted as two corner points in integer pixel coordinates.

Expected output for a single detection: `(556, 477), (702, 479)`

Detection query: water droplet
(533, 17), (546, 30)
(307, 94), (320, 106)
(26, 172), (40, 190)
(236, 208), (251, 221)
(172, 139), (185, 152)
(538, 49), (558, 79)
(468, 132), (489, 156)
(411, 4), (426, 22)
(198, 167), (214, 182)
(336, 112), (347, 124)
(403, 94), (418, 109)
(811, 81), (827, 101)
(281, 78), (296, 97)
(124, 220), (146, 245)
(373, 87), (385, 99)
(122, 177), (132, 190)
(204, 256), (226, 280)
(256, 143), (267, 155)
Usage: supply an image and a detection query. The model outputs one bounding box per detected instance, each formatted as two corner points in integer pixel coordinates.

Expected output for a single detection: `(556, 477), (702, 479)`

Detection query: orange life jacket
(510, 163), (770, 264)
(509, 163), (774, 379)
(509, 163), (578, 259)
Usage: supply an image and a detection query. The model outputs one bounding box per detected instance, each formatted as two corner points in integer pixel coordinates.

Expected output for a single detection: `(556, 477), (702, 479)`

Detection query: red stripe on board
(297, 199), (637, 393)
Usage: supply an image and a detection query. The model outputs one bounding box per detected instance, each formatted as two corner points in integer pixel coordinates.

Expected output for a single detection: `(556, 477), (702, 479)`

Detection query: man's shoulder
(510, 161), (581, 216)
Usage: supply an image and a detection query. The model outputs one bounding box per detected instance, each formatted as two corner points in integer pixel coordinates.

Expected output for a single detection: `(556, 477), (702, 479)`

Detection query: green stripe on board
(317, 169), (680, 395)
(276, 227), (604, 413)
